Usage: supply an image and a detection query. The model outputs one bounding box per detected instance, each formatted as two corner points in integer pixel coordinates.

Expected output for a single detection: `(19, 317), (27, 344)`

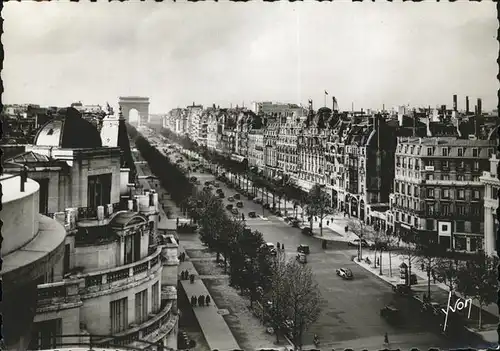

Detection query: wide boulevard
(155, 140), (488, 350)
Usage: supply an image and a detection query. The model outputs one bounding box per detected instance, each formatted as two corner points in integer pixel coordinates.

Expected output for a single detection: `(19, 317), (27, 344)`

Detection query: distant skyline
(3, 2), (498, 113)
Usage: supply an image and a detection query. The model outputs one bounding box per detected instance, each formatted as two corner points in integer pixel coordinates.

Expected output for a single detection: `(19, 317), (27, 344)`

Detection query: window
(426, 159), (434, 167)
(87, 173), (112, 209)
(124, 231), (141, 264)
(414, 217), (418, 227)
(35, 178), (50, 214)
(442, 160), (449, 169)
(493, 187), (499, 200)
(441, 204), (450, 216)
(396, 212), (400, 221)
(426, 174), (434, 180)
(457, 161), (465, 169)
(395, 182), (400, 193)
(152, 282), (160, 313)
(442, 188), (449, 199)
(457, 175), (465, 181)
(135, 289), (148, 324)
(29, 319), (62, 350)
(442, 174), (450, 181)
(488, 148), (494, 158)
(472, 175), (480, 182)
(442, 148), (448, 156)
(457, 204), (467, 216)
(456, 221), (465, 232)
(427, 147), (433, 156)
(457, 148), (464, 157)
(427, 203), (435, 215)
(471, 221), (480, 233)
(473, 161), (479, 171)
(473, 190), (480, 200)
(401, 184), (406, 195)
(110, 297), (128, 333)
(458, 189), (465, 199)
(426, 219), (434, 230)
(472, 148), (479, 158)
(427, 188), (434, 198)
(402, 213), (406, 223)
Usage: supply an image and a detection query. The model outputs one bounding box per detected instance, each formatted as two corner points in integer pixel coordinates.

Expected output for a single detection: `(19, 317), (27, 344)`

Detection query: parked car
(263, 203), (270, 210)
(392, 284), (412, 296)
(297, 244), (310, 255)
(347, 238), (370, 248)
(422, 301), (442, 316)
(219, 193), (225, 199)
(231, 208), (239, 215)
(336, 268), (353, 280)
(296, 252), (307, 264)
(247, 195), (255, 200)
(380, 305), (401, 323)
(236, 201), (243, 208)
(291, 219), (301, 228)
(284, 216), (295, 223)
(234, 194), (241, 200)
(226, 204), (234, 211)
(204, 181), (211, 186)
(254, 198), (263, 204)
(213, 182), (220, 188)
(216, 188), (223, 194)
(248, 211), (257, 218)
(301, 227), (313, 236)
(190, 176), (197, 182)
(228, 197), (235, 202)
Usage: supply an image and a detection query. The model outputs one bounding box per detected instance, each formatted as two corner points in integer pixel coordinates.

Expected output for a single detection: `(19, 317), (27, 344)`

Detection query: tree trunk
(379, 250), (383, 275)
(389, 251), (392, 277)
(427, 266), (431, 300)
(216, 251), (220, 263)
(373, 248), (377, 268)
(479, 302), (483, 329)
(278, 196), (281, 212)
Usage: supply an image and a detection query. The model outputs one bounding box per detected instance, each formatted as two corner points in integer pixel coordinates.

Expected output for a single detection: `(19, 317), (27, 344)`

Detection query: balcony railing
(37, 279), (83, 311)
(97, 301), (176, 348)
(78, 247), (163, 294)
(46, 202), (122, 231)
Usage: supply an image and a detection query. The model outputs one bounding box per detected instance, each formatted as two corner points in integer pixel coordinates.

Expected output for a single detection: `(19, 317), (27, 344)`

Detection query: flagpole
(324, 93), (326, 108)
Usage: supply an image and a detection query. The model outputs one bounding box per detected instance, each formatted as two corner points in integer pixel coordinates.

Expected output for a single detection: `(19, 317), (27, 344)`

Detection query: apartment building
(277, 118), (302, 176)
(391, 136), (495, 252)
(263, 118), (280, 178)
(480, 153), (500, 256)
(206, 111), (219, 151)
(248, 128), (265, 169)
(4, 107), (179, 350)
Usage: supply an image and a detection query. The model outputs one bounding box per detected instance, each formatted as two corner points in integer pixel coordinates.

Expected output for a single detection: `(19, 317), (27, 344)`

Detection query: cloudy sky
(3, 1), (498, 113)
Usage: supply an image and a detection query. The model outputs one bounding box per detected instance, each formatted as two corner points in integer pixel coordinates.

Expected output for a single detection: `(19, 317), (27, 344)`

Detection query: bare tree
(306, 184), (332, 236)
(377, 230), (399, 277)
(414, 232), (446, 301)
(285, 259), (322, 349)
(266, 251), (290, 344)
(347, 218), (375, 261)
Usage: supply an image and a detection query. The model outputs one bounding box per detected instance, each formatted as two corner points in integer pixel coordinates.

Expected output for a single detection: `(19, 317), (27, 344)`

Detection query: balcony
(76, 246), (163, 296)
(37, 279), (84, 313)
(97, 300), (177, 348)
(47, 202), (122, 231)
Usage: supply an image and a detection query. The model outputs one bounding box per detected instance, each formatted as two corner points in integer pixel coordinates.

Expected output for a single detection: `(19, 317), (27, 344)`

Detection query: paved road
(163, 148), (491, 349)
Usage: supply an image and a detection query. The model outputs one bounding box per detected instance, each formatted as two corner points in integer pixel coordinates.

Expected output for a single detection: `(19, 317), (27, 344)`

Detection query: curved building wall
(0, 176), (40, 256)
(74, 242), (119, 272)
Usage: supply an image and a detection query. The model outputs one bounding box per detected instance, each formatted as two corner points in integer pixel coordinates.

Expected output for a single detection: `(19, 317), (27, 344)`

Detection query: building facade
(248, 128), (264, 169)
(4, 107), (179, 350)
(391, 136), (495, 252)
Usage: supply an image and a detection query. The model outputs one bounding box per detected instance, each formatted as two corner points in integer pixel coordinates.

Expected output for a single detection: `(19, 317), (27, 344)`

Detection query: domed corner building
(34, 106), (103, 149)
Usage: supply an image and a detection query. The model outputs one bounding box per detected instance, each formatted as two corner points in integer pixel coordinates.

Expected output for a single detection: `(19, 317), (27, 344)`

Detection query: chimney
(332, 96), (338, 113)
(466, 96), (470, 114)
(477, 98), (482, 116)
(453, 95), (457, 112)
(20, 166), (28, 192)
(412, 109), (417, 137)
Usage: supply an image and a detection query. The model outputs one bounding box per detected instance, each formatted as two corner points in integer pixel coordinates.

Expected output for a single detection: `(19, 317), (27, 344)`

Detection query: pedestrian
(423, 293), (427, 303)
(315, 216), (318, 222)
(281, 243), (284, 250)
(432, 272), (436, 284)
(191, 296), (196, 307)
(384, 332), (389, 345)
(421, 263), (424, 271)
(198, 295), (204, 306)
(190, 274), (195, 283)
(205, 295), (210, 305)
(181, 271), (185, 280)
(376, 257), (380, 266)
(327, 220), (330, 226)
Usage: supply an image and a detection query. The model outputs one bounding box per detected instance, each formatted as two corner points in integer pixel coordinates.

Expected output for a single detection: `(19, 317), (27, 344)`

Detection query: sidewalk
(133, 150), (242, 350)
(353, 251), (499, 344)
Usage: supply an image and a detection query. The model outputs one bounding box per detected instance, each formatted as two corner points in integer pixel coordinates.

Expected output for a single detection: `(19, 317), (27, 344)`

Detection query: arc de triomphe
(118, 96), (150, 125)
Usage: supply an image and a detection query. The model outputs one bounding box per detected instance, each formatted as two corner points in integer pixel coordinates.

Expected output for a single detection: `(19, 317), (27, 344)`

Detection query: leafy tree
(376, 230), (399, 277)
(434, 257), (460, 295)
(413, 232), (446, 300)
(285, 259), (322, 348)
(456, 253), (498, 329)
(305, 184), (332, 236)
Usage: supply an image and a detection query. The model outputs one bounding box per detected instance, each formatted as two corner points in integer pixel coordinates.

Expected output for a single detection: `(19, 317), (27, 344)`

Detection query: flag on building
(325, 90), (328, 95)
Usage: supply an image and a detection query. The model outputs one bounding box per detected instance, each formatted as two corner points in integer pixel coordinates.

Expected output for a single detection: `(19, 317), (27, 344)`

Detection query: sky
(3, 1), (498, 114)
